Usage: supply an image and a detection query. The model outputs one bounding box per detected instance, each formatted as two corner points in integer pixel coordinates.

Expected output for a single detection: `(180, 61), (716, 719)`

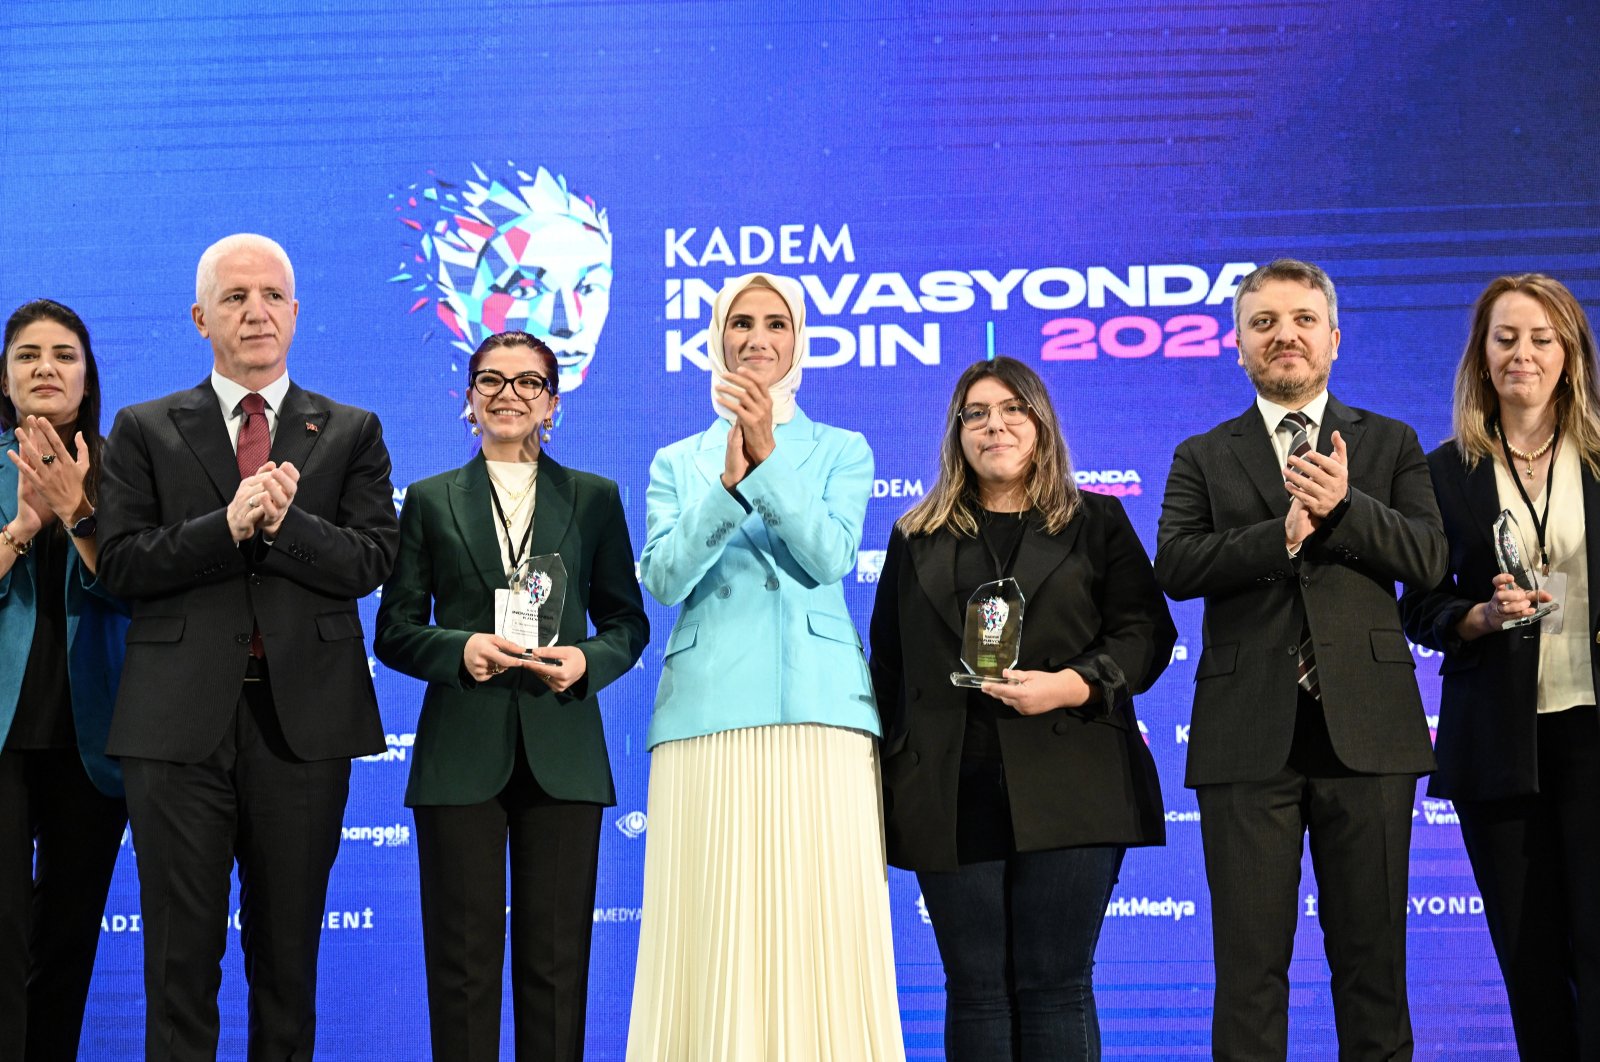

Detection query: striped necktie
(1282, 410), (1319, 699)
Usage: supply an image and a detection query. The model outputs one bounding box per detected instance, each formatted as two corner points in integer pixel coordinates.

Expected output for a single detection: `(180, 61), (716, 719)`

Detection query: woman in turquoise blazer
(0, 299), (129, 1060)
(374, 331), (647, 1062)
(626, 274), (904, 1061)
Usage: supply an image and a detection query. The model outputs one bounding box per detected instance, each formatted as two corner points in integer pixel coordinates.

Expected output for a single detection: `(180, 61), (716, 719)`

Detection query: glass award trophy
(496, 553), (568, 661)
(950, 577), (1026, 688)
(1493, 509), (1558, 630)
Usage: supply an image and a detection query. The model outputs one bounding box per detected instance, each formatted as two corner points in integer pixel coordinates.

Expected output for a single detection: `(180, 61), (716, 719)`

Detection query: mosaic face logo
(391, 162), (613, 393)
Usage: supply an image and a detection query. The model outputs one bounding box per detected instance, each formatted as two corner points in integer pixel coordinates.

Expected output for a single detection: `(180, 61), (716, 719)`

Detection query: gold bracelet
(1, 526), (32, 556)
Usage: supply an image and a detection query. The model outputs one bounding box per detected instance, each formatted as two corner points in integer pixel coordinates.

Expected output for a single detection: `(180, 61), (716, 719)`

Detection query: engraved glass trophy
(950, 577), (1026, 688)
(496, 553), (568, 661)
(1493, 509), (1558, 630)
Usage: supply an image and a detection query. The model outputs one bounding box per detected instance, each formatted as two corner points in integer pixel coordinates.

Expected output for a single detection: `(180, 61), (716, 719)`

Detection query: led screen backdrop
(3, 1), (1598, 1057)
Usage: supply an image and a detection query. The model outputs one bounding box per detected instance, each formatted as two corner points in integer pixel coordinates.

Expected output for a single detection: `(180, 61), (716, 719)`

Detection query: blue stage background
(3, 1), (1598, 1057)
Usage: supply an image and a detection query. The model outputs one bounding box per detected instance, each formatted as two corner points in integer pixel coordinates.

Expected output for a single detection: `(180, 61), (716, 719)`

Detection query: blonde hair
(898, 357), (1080, 537)
(1450, 274), (1600, 474)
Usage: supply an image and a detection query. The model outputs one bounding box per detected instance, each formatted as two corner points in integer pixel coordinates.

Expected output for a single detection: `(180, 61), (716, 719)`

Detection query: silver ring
(248, 497), (260, 508)
(40, 453), (56, 465)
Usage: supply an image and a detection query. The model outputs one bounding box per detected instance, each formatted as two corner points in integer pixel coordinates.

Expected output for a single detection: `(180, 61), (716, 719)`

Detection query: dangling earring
(541, 418), (553, 444)
(468, 412), (481, 437)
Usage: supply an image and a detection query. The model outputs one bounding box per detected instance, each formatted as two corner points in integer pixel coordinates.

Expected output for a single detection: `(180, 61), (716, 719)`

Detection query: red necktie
(238, 393), (269, 657)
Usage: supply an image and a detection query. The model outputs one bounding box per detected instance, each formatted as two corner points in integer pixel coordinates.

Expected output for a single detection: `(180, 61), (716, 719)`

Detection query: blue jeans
(918, 845), (1125, 1062)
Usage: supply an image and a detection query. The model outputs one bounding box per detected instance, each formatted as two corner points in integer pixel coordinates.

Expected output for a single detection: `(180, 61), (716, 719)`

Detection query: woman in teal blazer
(626, 274), (904, 1062)
(374, 332), (648, 1062)
(0, 299), (129, 1061)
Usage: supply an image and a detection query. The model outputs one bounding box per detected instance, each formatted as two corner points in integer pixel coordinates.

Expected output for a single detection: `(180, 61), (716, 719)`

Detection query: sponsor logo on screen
(1303, 893), (1484, 918)
(1075, 469), (1143, 497)
(1105, 896), (1198, 921)
(342, 823), (412, 847)
(1417, 798), (1460, 825)
(614, 810), (648, 838)
(102, 906), (378, 934)
(358, 733), (415, 763)
(856, 550), (888, 584)
(1165, 809), (1201, 823)
(874, 478), (924, 500)
(594, 907), (644, 924)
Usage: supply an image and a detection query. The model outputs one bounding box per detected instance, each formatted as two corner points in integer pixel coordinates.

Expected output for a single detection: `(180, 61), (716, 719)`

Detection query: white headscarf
(708, 272), (805, 425)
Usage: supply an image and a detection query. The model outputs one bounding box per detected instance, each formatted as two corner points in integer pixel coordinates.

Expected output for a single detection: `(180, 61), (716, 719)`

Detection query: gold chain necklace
(486, 464), (537, 530)
(1499, 425), (1556, 480)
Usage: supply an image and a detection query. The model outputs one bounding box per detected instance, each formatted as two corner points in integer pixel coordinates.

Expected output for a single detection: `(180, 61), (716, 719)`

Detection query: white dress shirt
(211, 370), (291, 454)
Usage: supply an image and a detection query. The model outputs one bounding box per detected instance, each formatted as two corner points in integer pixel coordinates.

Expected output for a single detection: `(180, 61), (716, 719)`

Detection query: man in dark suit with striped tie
(98, 234), (398, 1060)
(1155, 259), (1447, 1061)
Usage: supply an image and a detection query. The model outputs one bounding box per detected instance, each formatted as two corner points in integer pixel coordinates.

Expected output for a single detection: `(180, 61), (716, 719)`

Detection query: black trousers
(1197, 692), (1416, 1062)
(1455, 704), (1600, 1061)
(412, 746), (603, 1062)
(122, 676), (350, 1062)
(0, 746), (127, 1062)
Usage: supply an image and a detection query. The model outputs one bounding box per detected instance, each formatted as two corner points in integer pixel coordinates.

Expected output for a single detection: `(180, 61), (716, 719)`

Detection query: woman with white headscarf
(626, 274), (904, 1060)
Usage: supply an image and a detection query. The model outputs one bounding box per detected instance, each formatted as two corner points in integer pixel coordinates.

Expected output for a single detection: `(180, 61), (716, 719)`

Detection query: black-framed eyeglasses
(957, 400), (1031, 430)
(471, 371), (549, 400)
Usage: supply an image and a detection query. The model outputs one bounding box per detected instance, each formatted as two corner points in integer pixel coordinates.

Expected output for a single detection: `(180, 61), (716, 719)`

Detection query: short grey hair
(194, 233), (295, 305)
(1232, 258), (1339, 334)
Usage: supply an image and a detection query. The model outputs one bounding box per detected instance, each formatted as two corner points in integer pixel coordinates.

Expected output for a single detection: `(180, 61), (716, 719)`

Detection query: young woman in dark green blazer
(374, 331), (648, 1062)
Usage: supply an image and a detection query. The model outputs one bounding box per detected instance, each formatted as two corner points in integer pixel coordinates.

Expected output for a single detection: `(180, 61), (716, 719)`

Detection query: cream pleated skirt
(625, 723), (906, 1062)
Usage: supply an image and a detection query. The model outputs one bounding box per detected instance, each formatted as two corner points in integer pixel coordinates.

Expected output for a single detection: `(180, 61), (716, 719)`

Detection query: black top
(953, 508), (1028, 861)
(8, 527), (75, 750)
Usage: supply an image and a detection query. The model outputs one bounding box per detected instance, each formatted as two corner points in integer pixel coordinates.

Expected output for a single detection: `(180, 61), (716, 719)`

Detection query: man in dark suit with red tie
(98, 233), (398, 1060)
(1155, 259), (1447, 1060)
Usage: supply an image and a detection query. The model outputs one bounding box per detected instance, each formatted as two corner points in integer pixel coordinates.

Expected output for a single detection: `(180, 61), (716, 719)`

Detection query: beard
(1245, 348), (1331, 406)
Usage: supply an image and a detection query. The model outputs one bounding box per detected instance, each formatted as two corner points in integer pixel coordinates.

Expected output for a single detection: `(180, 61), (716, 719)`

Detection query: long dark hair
(2, 299), (105, 504)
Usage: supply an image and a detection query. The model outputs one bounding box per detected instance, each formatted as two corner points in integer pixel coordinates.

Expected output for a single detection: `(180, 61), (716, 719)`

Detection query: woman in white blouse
(1402, 274), (1600, 1059)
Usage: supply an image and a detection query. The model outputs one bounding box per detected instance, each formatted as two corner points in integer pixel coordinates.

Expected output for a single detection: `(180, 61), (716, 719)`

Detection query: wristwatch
(66, 511), (97, 539)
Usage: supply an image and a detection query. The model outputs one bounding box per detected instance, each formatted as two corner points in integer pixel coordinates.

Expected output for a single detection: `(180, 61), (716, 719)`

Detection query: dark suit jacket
(1400, 441), (1600, 802)
(374, 454), (648, 808)
(1155, 395), (1447, 787)
(97, 379), (398, 763)
(869, 491), (1173, 873)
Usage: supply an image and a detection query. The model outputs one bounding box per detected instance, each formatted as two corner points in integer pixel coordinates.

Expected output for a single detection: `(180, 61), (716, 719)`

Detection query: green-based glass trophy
(950, 577), (1026, 688)
(1493, 510), (1558, 630)
(496, 553), (568, 662)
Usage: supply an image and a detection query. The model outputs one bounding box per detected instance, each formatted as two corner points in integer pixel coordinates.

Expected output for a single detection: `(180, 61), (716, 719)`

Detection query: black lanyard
(488, 484), (536, 576)
(1499, 424), (1557, 575)
(978, 510), (1028, 581)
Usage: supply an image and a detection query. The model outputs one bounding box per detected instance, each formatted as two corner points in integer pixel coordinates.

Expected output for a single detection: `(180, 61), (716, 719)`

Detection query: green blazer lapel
(448, 455), (507, 591)
(269, 383), (329, 472)
(528, 454), (576, 561)
(169, 381), (240, 502)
